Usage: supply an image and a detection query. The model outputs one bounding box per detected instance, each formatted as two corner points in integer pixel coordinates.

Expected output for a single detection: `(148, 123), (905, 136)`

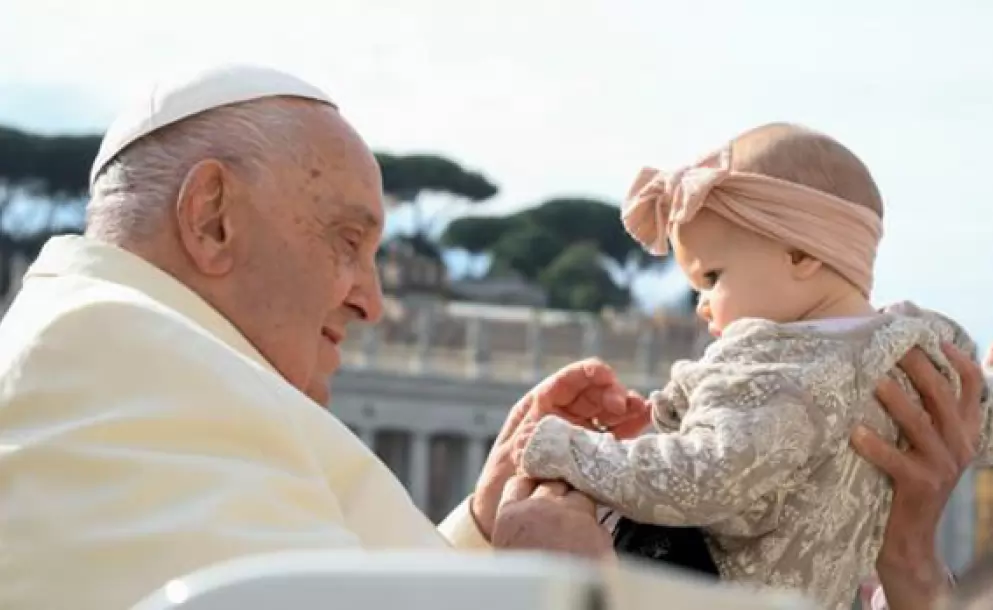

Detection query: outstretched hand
(471, 359), (649, 540)
(525, 359), (649, 438)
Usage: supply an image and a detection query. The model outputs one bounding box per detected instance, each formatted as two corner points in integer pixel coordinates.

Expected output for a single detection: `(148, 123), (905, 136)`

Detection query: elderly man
(0, 65), (984, 610)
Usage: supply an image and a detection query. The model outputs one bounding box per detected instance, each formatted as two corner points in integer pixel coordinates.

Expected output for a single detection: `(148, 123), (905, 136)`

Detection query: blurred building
(332, 298), (710, 523)
(378, 239), (449, 299)
(448, 269), (547, 308)
(939, 466), (979, 574)
(975, 467), (993, 556)
(379, 237), (548, 308)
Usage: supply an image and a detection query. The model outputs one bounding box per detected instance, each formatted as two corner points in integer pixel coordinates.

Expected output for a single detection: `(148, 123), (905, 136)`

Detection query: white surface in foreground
(132, 550), (816, 610)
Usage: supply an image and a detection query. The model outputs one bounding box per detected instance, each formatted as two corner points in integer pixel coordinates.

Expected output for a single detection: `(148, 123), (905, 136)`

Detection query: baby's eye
(702, 270), (722, 288)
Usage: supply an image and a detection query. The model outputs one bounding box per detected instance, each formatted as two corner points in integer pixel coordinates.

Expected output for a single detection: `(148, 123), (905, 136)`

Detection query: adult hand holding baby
(853, 344), (987, 610)
(491, 477), (615, 560)
(470, 358), (649, 541)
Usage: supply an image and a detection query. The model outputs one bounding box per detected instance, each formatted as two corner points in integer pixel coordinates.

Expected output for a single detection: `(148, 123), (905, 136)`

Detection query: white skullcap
(89, 63), (337, 188)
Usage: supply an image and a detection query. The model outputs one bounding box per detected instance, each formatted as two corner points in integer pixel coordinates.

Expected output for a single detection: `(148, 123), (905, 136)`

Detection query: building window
(976, 467), (993, 555)
(381, 263), (400, 289)
(373, 429), (412, 489)
(427, 433), (468, 523)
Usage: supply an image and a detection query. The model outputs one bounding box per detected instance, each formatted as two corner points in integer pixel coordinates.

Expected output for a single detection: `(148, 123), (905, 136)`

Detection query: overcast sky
(1, 0), (990, 350)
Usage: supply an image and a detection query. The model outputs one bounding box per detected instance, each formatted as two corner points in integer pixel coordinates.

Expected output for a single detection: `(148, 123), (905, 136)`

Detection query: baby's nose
(695, 293), (711, 321)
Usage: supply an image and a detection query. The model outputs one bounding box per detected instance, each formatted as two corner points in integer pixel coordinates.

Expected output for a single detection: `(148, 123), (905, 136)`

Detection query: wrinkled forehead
(275, 106), (385, 231)
(304, 157), (385, 230)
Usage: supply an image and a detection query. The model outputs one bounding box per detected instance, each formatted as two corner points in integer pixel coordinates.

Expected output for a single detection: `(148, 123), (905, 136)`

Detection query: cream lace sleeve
(520, 373), (825, 528)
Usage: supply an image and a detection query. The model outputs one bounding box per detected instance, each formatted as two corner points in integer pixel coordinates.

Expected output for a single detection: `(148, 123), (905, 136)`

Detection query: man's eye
(340, 232), (363, 251)
(703, 270), (721, 287)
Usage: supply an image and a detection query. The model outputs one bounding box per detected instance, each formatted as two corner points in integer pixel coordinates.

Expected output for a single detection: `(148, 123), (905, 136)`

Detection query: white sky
(1, 0), (991, 350)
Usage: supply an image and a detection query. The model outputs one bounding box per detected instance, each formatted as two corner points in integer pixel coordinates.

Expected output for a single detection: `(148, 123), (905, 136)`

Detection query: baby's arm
(520, 372), (826, 527)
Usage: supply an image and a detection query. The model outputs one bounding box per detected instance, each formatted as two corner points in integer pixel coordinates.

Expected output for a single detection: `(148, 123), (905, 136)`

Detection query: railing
(339, 301), (712, 387)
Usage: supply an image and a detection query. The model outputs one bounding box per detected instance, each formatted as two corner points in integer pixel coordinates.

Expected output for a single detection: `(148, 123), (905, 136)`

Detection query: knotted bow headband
(621, 146), (883, 297)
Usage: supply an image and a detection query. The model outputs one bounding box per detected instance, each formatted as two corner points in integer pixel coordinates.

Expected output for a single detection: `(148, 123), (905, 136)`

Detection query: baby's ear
(787, 249), (822, 280)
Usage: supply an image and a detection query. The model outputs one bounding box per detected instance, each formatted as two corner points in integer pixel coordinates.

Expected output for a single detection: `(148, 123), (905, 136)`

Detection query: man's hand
(524, 358), (649, 437)
(491, 476), (614, 560)
(851, 344), (985, 610)
(471, 359), (649, 540)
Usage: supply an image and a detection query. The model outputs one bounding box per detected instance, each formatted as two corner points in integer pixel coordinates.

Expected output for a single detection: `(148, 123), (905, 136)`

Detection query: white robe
(0, 236), (487, 610)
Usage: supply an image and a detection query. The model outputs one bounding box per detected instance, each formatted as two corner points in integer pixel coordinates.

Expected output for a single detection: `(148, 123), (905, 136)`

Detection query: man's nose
(346, 268), (384, 324)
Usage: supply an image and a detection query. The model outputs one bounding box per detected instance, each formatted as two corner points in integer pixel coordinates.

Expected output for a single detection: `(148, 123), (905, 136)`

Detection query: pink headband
(621, 146), (883, 297)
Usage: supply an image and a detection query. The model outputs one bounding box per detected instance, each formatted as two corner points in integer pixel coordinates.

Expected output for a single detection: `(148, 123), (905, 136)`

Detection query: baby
(515, 123), (993, 609)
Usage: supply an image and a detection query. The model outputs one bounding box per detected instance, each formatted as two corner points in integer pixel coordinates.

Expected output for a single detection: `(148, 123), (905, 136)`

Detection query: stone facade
(975, 468), (993, 556)
(332, 298), (711, 522)
(378, 240), (449, 297)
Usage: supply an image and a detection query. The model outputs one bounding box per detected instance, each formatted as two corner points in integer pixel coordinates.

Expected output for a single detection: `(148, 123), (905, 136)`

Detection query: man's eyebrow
(335, 204), (382, 229)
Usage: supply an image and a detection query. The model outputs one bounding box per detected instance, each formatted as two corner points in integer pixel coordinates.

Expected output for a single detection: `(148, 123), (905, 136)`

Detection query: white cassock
(0, 235), (488, 610)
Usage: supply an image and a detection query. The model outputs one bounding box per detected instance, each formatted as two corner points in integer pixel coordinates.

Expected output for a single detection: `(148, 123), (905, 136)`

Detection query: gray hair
(86, 97), (317, 244)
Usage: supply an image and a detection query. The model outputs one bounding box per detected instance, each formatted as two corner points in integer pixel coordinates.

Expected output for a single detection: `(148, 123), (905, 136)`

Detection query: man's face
(211, 104), (385, 404)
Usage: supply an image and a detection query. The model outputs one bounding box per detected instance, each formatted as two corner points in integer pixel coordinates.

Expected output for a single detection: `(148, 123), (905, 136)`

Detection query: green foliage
(0, 125), (497, 289)
(0, 126), (98, 293)
(490, 221), (567, 280)
(539, 242), (631, 312)
(439, 215), (511, 254)
(522, 198), (648, 268)
(0, 123), (683, 313)
(442, 197), (660, 272)
(0, 126), (99, 198)
(375, 153), (498, 240)
(441, 197), (671, 312)
(376, 153), (498, 203)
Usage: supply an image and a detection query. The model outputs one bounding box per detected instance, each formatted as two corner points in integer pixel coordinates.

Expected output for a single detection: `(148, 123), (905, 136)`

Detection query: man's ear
(175, 159), (237, 276)
(787, 249), (822, 281)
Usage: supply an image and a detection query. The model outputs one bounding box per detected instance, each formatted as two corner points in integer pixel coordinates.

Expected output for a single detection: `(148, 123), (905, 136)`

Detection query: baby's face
(672, 210), (811, 336)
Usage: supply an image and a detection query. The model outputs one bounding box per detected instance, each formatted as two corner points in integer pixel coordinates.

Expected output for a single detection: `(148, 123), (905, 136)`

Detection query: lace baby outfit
(521, 302), (992, 610)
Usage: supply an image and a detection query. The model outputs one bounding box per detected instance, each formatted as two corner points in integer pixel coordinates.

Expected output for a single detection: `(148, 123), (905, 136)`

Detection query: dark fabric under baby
(610, 514), (721, 578)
